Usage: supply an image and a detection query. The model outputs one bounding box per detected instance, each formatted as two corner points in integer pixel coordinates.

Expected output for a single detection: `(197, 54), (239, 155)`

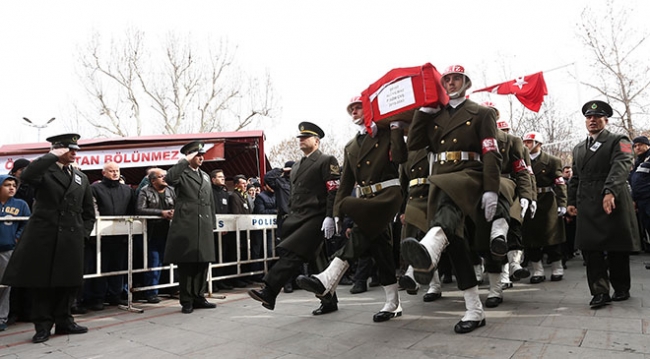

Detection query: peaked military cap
(297, 122), (325, 139)
(46, 133), (81, 150)
(582, 100), (613, 118)
(180, 141), (207, 155)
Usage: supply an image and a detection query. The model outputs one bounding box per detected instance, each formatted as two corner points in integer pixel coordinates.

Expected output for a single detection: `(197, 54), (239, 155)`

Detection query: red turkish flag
(473, 72), (548, 112)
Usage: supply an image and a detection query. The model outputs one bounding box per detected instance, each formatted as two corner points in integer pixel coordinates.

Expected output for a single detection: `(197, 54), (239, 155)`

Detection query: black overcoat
(164, 159), (216, 263)
(278, 149), (340, 258)
(2, 153), (95, 287)
(568, 130), (640, 251)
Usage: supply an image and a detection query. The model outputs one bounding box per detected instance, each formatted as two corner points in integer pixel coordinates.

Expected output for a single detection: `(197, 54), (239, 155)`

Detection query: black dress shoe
(193, 299), (217, 309)
(216, 281), (233, 290)
(399, 275), (419, 295)
(312, 303), (338, 316)
(32, 330), (50, 343)
(181, 304), (194, 313)
(283, 283), (294, 293)
(589, 293), (612, 308)
(501, 282), (513, 290)
(295, 275), (327, 296)
(550, 274), (563, 282)
(146, 296), (161, 304)
(372, 307), (402, 322)
(485, 296), (503, 308)
(489, 236), (508, 256)
(349, 282), (367, 294)
(55, 323), (88, 335)
(423, 292), (442, 302)
(248, 288), (277, 310)
(71, 306), (88, 315)
(612, 291), (630, 301)
(512, 267), (530, 280)
(368, 277), (380, 287)
(454, 318), (486, 334)
(530, 275), (546, 284)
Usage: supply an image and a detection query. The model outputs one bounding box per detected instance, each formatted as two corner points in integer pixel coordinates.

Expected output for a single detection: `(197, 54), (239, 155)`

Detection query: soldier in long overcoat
(297, 96), (407, 323)
(397, 148), (443, 302)
(164, 141), (216, 314)
(479, 104), (536, 308)
(248, 122), (341, 315)
(2, 133), (95, 343)
(521, 131), (567, 284)
(402, 65), (511, 334)
(567, 100), (640, 308)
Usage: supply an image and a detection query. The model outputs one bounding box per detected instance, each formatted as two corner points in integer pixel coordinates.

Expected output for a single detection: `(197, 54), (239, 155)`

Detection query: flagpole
(542, 62), (575, 74)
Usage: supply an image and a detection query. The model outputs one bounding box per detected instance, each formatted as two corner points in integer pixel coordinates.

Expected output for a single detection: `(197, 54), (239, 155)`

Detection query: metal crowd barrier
(1, 214), (278, 313)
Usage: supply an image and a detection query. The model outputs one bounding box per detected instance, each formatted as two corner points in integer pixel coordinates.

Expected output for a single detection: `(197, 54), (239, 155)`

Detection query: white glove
(369, 122), (378, 138)
(334, 217), (342, 235)
(389, 121), (408, 130)
(520, 198), (530, 218)
(419, 106), (441, 114)
(530, 201), (538, 218)
(481, 191), (498, 222)
(321, 217), (335, 239)
(50, 147), (69, 157)
(558, 206), (567, 216)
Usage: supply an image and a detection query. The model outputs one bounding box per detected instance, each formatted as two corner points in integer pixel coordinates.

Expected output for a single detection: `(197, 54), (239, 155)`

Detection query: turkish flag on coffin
(360, 63), (448, 135)
(473, 72), (548, 112)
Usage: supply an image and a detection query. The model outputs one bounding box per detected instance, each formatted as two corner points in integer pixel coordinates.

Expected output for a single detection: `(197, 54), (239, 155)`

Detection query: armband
(326, 180), (340, 192)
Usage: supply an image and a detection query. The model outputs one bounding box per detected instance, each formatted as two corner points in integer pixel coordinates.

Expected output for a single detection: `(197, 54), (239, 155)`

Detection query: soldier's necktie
(64, 165), (72, 176)
(588, 136), (594, 148)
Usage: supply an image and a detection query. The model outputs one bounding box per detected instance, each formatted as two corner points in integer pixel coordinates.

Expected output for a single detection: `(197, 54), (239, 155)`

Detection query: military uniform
(521, 150), (566, 283)
(164, 141), (216, 312)
(2, 134), (95, 342)
(407, 99), (508, 287)
(569, 129), (639, 299)
(248, 122), (341, 314)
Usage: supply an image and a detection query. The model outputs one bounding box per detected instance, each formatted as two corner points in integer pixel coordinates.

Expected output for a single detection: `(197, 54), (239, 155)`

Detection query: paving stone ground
(2, 253), (650, 358)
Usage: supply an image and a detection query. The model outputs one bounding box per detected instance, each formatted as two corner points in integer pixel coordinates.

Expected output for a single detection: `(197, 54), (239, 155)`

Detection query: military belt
(355, 178), (400, 198)
(537, 186), (554, 193)
(431, 151), (481, 163)
(409, 178), (428, 187)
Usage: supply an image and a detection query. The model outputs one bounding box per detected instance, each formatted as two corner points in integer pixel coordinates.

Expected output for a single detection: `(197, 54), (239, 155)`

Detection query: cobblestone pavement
(2, 253), (650, 358)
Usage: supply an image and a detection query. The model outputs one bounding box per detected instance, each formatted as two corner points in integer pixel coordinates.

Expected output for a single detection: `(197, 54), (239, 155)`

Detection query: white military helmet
(522, 131), (544, 144)
(441, 64), (472, 99)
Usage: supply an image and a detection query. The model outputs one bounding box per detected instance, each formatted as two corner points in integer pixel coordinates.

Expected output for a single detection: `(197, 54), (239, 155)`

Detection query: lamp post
(22, 117), (56, 142)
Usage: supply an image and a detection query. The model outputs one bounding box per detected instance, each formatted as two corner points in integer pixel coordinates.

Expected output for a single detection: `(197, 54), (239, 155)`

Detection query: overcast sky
(1, 0), (647, 148)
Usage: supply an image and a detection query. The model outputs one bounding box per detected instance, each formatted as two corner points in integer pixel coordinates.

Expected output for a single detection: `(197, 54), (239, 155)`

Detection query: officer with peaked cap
(248, 121), (342, 315)
(164, 140), (217, 313)
(2, 133), (96, 343)
(568, 100), (639, 308)
(296, 97), (408, 323)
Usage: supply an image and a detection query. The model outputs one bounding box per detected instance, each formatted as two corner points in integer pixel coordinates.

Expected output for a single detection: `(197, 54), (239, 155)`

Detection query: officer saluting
(2, 133), (96, 343)
(567, 100), (640, 308)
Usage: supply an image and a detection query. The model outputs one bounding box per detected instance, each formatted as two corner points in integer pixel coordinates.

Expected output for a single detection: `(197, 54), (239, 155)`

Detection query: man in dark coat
(568, 100), (640, 308)
(84, 161), (136, 309)
(402, 65), (510, 333)
(630, 135), (650, 252)
(296, 97), (408, 323)
(164, 141), (217, 314)
(228, 174), (253, 286)
(2, 133), (96, 343)
(248, 122), (341, 314)
(522, 131), (567, 283)
(209, 169), (234, 291)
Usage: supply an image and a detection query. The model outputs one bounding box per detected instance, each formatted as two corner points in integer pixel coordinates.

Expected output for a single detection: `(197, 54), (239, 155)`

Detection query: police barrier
(0, 215), (278, 313)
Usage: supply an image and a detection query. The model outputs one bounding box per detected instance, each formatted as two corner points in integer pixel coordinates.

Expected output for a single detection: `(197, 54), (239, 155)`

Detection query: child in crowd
(0, 174), (31, 331)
